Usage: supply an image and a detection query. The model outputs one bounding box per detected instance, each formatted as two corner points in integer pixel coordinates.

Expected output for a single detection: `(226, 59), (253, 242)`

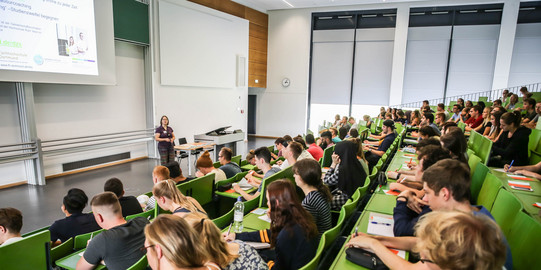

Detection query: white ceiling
(232, 0), (432, 13)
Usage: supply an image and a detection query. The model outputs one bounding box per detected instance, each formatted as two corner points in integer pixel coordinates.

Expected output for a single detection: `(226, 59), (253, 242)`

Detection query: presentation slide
(0, 0), (98, 75)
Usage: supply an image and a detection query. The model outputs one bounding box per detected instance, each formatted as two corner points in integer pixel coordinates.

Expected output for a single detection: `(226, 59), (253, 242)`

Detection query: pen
(409, 158), (412, 164)
(226, 223), (232, 236)
(370, 221), (392, 226)
(507, 160), (515, 172)
(90, 232), (94, 240)
(354, 226), (358, 237)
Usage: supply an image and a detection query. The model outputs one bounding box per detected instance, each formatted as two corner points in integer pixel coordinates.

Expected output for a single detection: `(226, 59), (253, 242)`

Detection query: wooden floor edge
(248, 134), (281, 139)
(45, 156), (149, 180)
(0, 181), (28, 190)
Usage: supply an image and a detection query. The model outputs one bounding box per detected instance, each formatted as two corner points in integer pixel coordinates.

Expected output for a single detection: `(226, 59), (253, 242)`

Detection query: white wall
(508, 23), (541, 86)
(260, 0), (537, 137)
(153, 0), (249, 156)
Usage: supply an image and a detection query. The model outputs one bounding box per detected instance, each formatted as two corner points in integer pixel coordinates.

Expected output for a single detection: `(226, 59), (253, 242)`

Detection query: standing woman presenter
(155, 115), (176, 165)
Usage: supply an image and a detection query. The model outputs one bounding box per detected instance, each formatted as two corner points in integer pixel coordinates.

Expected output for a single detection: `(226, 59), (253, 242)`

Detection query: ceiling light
(282, 0), (294, 8)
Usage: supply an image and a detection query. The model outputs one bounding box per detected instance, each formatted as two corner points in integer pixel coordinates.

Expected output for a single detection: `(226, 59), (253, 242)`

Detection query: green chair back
(259, 166), (294, 207)
(212, 207), (234, 229)
(127, 255), (148, 270)
(528, 129), (541, 154)
(213, 161), (221, 168)
(470, 162), (489, 203)
(177, 173), (215, 206)
(322, 207), (346, 250)
(50, 237), (74, 266)
(476, 173), (503, 211)
(267, 145), (275, 154)
(298, 236), (326, 270)
(490, 188), (523, 238)
(507, 212), (541, 270)
(231, 155), (241, 166)
(467, 154), (481, 178)
(458, 121), (466, 132)
(468, 131), (492, 165)
(478, 96), (488, 102)
(531, 150), (541, 164)
(215, 171), (249, 190)
(126, 209), (154, 221)
(243, 196), (261, 214)
(74, 229), (104, 250)
(21, 226), (49, 237)
(321, 145), (335, 168)
(0, 230), (50, 270)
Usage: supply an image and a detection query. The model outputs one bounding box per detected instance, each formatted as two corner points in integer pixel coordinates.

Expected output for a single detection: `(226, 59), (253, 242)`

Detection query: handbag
(377, 171), (387, 186)
(345, 247), (388, 270)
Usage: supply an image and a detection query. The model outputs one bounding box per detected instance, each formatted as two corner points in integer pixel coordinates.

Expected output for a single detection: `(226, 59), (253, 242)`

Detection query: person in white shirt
(77, 32), (88, 55)
(0, 208), (23, 246)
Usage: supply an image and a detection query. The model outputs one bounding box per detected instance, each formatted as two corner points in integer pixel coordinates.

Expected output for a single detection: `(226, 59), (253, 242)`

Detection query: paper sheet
(367, 212), (394, 237)
(245, 242), (271, 249)
(258, 215), (271, 223)
(251, 208), (267, 215)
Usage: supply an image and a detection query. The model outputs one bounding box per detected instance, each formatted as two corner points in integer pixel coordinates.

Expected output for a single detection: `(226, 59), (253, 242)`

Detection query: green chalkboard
(112, 0), (149, 45)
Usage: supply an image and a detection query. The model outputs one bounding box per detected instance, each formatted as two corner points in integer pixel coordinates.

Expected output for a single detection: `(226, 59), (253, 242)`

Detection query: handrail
(41, 128), (155, 144)
(42, 130), (154, 148)
(392, 82), (541, 109)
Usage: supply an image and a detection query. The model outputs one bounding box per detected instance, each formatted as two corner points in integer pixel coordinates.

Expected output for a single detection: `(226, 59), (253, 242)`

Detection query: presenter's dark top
(155, 126), (174, 148)
(49, 212), (101, 243)
(119, 196), (144, 217)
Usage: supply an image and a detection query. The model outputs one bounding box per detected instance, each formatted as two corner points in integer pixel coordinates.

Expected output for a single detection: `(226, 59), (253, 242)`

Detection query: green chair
(177, 172), (215, 206)
(528, 129), (541, 155)
(322, 207), (346, 250)
(21, 225), (49, 237)
(259, 166), (294, 207)
(126, 209), (154, 221)
(213, 161), (221, 168)
(243, 196), (261, 214)
(476, 173), (503, 212)
(298, 236), (325, 270)
(467, 153), (481, 177)
(50, 237), (74, 267)
(470, 162), (489, 203)
(321, 145), (335, 168)
(74, 229), (105, 250)
(478, 96), (488, 102)
(215, 171), (249, 190)
(0, 230), (50, 270)
(212, 207), (235, 229)
(458, 121), (466, 132)
(507, 211), (541, 270)
(490, 188), (523, 238)
(127, 255), (148, 270)
(231, 155), (241, 166)
(240, 160), (257, 171)
(476, 134), (493, 165)
(530, 150), (541, 165)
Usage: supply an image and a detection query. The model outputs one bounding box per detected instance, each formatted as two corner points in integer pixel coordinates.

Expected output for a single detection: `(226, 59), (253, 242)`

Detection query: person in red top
(305, 134), (323, 161)
(465, 105), (484, 131)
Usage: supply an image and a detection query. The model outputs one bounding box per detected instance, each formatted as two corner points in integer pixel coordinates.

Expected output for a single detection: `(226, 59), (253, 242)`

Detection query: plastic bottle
(233, 196), (244, 233)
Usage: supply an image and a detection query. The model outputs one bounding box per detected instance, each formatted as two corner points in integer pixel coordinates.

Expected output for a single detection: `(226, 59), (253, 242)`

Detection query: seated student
(305, 134), (323, 161)
(245, 150), (257, 166)
(234, 147), (281, 201)
(505, 161), (541, 180)
(349, 138), (370, 175)
(520, 86), (530, 100)
(363, 115), (373, 129)
(292, 135), (316, 161)
(521, 98), (537, 124)
(195, 151), (227, 182)
(396, 110), (408, 125)
(525, 101), (541, 129)
(493, 98), (503, 107)
(422, 113), (440, 136)
(338, 126), (349, 141)
(473, 106), (492, 136)
(318, 131), (334, 150)
(440, 127), (468, 163)
(348, 116), (358, 131)
(418, 126), (439, 141)
(293, 159), (332, 233)
(464, 105), (484, 131)
(49, 188), (100, 244)
(276, 141), (305, 170)
(448, 104), (461, 123)
(329, 127), (341, 143)
(364, 120), (397, 170)
(465, 100), (474, 108)
(505, 94), (519, 110)
(271, 137), (287, 160)
(153, 180), (206, 217)
(440, 121), (457, 135)
(332, 114), (341, 127)
(324, 140), (367, 210)
(77, 192), (150, 270)
(218, 147), (242, 179)
(392, 159), (513, 270)
(459, 107), (470, 123)
(489, 111), (531, 167)
(346, 211), (506, 270)
(457, 97), (465, 108)
(434, 112), (446, 128)
(486, 110), (503, 142)
(224, 180), (319, 270)
(409, 110), (421, 127)
(0, 208), (23, 246)
(144, 215), (220, 270)
(144, 165), (171, 211)
(184, 213), (267, 270)
(104, 178), (143, 217)
(165, 161), (194, 184)
(348, 128), (359, 139)
(436, 103), (449, 120)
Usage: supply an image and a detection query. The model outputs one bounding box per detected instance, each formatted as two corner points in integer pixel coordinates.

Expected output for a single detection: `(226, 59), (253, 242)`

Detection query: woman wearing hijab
(323, 140), (367, 210)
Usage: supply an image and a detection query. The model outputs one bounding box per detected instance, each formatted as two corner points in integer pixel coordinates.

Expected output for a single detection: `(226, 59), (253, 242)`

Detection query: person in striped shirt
(293, 159), (332, 234)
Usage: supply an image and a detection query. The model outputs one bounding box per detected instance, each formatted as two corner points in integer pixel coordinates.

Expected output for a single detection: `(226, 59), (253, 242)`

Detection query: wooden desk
(174, 142), (215, 176)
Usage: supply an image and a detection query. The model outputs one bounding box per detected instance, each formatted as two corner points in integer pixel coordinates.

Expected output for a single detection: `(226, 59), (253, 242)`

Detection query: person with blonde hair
(153, 180), (206, 217)
(184, 213), (267, 270)
(195, 151), (227, 182)
(144, 215), (220, 270)
(346, 211), (506, 270)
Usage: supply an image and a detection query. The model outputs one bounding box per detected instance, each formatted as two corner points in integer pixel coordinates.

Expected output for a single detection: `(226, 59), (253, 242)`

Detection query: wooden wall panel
(188, 0), (268, 88)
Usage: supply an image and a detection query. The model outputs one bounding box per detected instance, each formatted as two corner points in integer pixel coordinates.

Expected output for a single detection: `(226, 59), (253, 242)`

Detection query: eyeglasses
(140, 244), (155, 253)
(420, 258), (435, 264)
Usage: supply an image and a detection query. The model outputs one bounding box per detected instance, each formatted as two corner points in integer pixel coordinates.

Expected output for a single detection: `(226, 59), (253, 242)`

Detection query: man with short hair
(305, 134), (323, 161)
(392, 159), (513, 270)
(448, 104), (461, 123)
(525, 102), (541, 129)
(329, 127), (341, 143)
(271, 137), (287, 160)
(0, 207), (23, 246)
(77, 192), (149, 270)
(521, 98), (537, 124)
(493, 99), (502, 107)
(218, 147), (242, 178)
(435, 112), (446, 128)
(348, 116), (358, 131)
(363, 120), (397, 170)
(234, 147), (281, 201)
(423, 113), (441, 136)
(436, 103), (449, 120)
(465, 105), (483, 131)
(318, 131), (334, 150)
(49, 188), (101, 244)
(104, 178), (143, 217)
(144, 166), (170, 211)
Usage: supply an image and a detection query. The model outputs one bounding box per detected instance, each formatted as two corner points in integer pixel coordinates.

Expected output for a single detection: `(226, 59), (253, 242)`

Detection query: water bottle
(233, 197), (244, 233)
